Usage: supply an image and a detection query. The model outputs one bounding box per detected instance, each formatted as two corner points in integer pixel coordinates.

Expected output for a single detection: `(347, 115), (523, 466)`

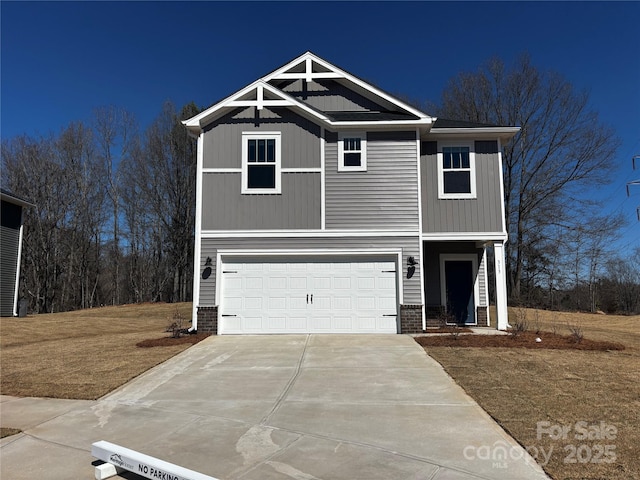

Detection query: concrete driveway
(1, 335), (549, 479)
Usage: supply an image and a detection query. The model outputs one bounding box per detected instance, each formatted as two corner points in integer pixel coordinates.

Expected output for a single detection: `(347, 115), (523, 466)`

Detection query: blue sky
(2, 1), (639, 254)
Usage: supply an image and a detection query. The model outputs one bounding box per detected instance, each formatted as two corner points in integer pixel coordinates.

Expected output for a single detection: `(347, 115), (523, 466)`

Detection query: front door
(444, 260), (475, 325)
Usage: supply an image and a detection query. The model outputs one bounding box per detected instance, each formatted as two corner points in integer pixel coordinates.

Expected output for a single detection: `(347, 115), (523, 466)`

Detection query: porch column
(494, 241), (509, 330)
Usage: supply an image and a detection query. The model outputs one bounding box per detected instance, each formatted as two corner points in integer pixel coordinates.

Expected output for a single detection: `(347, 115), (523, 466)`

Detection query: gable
(183, 52), (433, 135)
(277, 78), (386, 113)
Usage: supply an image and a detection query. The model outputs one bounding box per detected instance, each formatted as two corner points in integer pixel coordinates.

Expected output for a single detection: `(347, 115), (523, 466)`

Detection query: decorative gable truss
(183, 51), (435, 135)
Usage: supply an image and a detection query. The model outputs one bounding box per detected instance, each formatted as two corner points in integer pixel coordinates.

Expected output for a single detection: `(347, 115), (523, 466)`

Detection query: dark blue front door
(444, 260), (475, 324)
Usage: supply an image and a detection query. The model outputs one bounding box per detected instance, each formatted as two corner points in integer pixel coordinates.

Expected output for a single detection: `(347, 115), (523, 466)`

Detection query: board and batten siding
(202, 107), (321, 169)
(421, 140), (504, 233)
(325, 131), (420, 230)
(278, 79), (385, 113)
(201, 173), (321, 230)
(200, 106), (322, 230)
(198, 235), (421, 307)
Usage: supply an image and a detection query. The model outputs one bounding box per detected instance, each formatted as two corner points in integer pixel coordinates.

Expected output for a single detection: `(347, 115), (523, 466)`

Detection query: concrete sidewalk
(1, 335), (549, 479)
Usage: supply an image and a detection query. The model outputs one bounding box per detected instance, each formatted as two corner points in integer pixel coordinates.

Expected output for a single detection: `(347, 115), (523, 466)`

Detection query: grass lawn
(0, 302), (204, 400)
(419, 308), (640, 480)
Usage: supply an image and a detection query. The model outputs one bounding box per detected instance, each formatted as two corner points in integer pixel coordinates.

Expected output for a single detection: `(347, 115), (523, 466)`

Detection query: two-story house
(183, 52), (518, 335)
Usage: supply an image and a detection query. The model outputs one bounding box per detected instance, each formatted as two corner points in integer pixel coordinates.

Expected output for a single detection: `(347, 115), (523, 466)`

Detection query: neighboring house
(183, 52), (519, 335)
(0, 189), (33, 317)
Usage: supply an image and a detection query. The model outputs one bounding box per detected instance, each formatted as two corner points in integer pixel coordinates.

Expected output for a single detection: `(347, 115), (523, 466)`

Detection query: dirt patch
(415, 331), (625, 351)
(137, 333), (210, 348)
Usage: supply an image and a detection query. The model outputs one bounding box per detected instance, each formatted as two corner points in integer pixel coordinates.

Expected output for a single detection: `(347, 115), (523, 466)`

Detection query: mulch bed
(415, 330), (625, 351)
(423, 327), (474, 334)
(136, 333), (210, 348)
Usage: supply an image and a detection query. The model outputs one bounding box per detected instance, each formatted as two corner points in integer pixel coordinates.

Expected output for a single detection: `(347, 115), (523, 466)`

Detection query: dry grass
(0, 303), (196, 400)
(0, 428), (22, 438)
(421, 308), (640, 480)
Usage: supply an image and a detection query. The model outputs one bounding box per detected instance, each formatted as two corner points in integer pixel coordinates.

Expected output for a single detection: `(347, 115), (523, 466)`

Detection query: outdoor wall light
(202, 257), (213, 280)
(407, 256), (416, 279)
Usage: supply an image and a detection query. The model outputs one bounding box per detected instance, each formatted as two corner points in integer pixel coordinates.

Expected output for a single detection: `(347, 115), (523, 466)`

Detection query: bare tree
(93, 106), (136, 305)
(119, 102), (199, 303)
(431, 54), (621, 301)
(56, 122), (106, 309)
(1, 124), (105, 313)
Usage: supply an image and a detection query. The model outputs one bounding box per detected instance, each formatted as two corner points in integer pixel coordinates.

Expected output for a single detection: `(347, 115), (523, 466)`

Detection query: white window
(338, 132), (367, 172)
(241, 132), (281, 194)
(437, 143), (476, 199)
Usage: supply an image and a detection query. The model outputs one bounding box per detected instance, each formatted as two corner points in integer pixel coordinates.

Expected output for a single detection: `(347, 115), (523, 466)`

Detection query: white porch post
(494, 241), (509, 330)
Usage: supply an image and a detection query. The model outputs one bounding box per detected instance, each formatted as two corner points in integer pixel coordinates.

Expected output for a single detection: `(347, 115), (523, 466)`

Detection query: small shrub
(448, 323), (461, 340)
(166, 308), (188, 339)
(435, 310), (462, 338)
(567, 322), (584, 344)
(531, 310), (542, 335)
(510, 308), (529, 337)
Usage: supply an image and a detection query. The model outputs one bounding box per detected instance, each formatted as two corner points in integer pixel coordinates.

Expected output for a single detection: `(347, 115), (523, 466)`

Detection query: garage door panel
(313, 295), (331, 310)
(289, 276), (308, 289)
(268, 297), (287, 309)
(378, 297), (397, 310)
(333, 276), (351, 289)
(333, 316), (353, 330)
(243, 316), (263, 330)
(312, 276), (332, 289)
(312, 316), (332, 331)
(289, 296), (307, 310)
(220, 255), (399, 334)
(358, 316), (376, 330)
(288, 317), (308, 330)
(245, 297), (263, 309)
(357, 296), (376, 310)
(268, 316), (286, 329)
(245, 277), (263, 289)
(270, 277), (287, 289)
(333, 296), (352, 310)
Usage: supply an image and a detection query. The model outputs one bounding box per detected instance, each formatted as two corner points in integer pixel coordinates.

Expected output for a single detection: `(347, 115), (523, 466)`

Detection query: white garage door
(219, 256), (398, 334)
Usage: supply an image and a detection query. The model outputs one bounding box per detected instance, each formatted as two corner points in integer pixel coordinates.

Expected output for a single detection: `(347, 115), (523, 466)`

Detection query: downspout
(189, 130), (204, 332)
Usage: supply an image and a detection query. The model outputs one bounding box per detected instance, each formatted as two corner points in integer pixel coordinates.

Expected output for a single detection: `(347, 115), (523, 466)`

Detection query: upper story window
(338, 132), (367, 172)
(241, 132), (281, 194)
(438, 143), (476, 199)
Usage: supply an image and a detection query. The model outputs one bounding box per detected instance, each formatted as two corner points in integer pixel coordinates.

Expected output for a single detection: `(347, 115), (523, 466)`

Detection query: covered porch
(421, 238), (509, 330)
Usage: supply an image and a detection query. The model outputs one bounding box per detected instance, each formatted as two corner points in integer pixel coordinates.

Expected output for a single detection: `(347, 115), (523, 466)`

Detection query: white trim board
(201, 229), (420, 238)
(422, 232), (508, 241)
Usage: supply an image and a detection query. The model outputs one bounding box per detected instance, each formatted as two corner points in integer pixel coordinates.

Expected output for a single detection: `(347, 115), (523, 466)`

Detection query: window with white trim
(438, 143), (476, 199)
(338, 132), (367, 171)
(241, 132), (281, 194)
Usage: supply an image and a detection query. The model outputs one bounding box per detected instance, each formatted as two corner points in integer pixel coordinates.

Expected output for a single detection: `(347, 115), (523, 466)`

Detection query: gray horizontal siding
(421, 143), (504, 233)
(0, 225), (19, 316)
(198, 235), (421, 307)
(202, 107), (321, 169)
(325, 131), (420, 230)
(278, 79), (385, 112)
(201, 173), (321, 230)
